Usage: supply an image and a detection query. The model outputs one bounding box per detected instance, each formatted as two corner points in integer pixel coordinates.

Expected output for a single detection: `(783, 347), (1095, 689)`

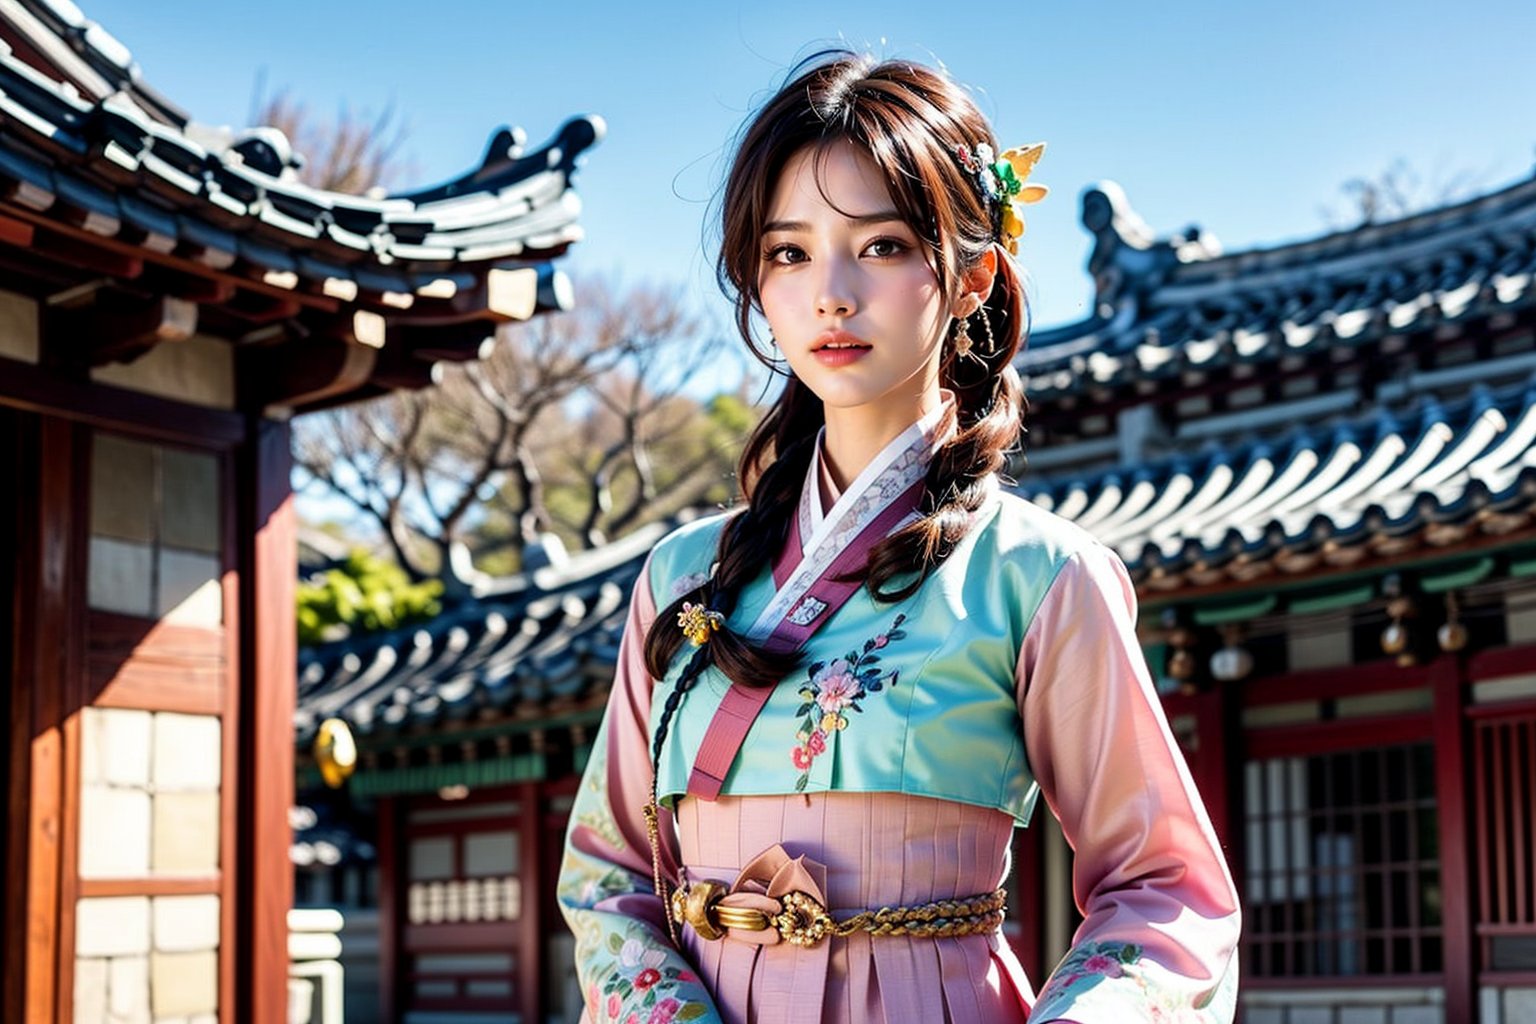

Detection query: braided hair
(643, 51), (1030, 779)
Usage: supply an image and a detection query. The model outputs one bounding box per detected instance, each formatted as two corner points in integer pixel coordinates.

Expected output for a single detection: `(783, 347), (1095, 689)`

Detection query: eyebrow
(762, 210), (906, 233)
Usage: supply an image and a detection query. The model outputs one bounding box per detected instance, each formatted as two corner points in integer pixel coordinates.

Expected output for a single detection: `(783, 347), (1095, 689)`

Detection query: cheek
(757, 273), (795, 326)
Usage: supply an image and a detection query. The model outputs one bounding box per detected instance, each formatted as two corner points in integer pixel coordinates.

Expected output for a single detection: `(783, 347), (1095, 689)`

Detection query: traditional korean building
(295, 523), (667, 1023)
(1015, 175), (1536, 1024)
(0, 1), (600, 1021)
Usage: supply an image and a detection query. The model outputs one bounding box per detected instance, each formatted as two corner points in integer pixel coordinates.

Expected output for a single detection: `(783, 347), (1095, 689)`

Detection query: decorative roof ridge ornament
(396, 116), (605, 206)
(1082, 180), (1222, 320)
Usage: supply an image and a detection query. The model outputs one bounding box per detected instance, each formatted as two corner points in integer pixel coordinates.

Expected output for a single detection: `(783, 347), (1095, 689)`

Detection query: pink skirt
(672, 791), (1034, 1024)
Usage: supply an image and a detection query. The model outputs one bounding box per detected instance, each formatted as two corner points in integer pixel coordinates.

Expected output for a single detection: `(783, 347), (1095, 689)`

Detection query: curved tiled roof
(1021, 176), (1536, 401)
(0, 3), (602, 298)
(294, 522), (669, 745)
(1017, 376), (1536, 590)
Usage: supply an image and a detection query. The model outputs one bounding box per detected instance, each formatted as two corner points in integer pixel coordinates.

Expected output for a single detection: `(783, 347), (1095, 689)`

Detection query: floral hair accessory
(678, 601), (725, 646)
(953, 141), (1049, 255)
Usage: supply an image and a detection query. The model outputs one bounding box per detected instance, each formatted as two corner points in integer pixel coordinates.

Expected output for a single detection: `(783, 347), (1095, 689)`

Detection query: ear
(952, 248), (998, 318)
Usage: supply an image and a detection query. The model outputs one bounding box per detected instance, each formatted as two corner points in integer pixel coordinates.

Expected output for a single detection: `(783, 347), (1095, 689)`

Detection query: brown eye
(863, 237), (908, 258)
(764, 244), (808, 265)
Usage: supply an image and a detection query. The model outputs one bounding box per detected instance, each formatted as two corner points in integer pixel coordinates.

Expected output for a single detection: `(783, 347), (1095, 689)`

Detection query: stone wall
(1241, 987), (1445, 1024)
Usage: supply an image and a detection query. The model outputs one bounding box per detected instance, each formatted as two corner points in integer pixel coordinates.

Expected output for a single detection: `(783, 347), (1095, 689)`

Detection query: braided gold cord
(831, 890), (1007, 940)
(643, 800), (681, 946)
(672, 883), (1007, 947)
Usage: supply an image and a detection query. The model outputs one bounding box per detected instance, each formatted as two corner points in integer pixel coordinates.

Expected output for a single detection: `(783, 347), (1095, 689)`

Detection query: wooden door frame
(1, 375), (296, 1024)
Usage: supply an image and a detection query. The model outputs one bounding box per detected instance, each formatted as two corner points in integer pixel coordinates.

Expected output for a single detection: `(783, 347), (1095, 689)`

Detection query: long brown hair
(644, 52), (1029, 724)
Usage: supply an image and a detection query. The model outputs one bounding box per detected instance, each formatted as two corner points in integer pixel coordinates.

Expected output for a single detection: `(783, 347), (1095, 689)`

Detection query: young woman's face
(757, 143), (954, 420)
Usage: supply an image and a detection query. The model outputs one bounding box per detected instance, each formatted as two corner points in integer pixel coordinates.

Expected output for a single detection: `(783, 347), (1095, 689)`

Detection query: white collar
(753, 391), (958, 642)
(803, 390), (957, 535)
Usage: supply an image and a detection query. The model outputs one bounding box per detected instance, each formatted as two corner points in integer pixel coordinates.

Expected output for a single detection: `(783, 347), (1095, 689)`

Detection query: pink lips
(812, 329), (872, 367)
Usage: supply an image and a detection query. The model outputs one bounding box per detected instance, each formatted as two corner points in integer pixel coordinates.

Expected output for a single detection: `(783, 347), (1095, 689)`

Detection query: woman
(559, 52), (1240, 1023)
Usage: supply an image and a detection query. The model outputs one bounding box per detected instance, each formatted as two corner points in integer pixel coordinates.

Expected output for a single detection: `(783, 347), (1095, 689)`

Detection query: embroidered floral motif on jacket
(790, 613), (907, 790)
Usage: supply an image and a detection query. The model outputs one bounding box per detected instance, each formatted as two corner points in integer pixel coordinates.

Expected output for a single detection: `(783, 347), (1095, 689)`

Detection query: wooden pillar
(1192, 683), (1235, 852)
(235, 416), (296, 1024)
(376, 797), (401, 1024)
(518, 780), (544, 1024)
(4, 416), (82, 1024)
(1430, 654), (1476, 1024)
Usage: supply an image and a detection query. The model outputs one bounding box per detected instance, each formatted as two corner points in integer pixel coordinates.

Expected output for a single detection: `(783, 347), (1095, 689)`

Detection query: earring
(978, 307), (997, 355)
(953, 316), (973, 359)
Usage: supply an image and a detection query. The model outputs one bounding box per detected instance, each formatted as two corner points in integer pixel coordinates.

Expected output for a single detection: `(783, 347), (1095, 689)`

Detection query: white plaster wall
(0, 287), (39, 363)
(90, 334), (234, 409)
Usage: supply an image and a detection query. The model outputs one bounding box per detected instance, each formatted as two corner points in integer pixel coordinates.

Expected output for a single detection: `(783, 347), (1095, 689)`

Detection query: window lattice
(1243, 742), (1441, 977)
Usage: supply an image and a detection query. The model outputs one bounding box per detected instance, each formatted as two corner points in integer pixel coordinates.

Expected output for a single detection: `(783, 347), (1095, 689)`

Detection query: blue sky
(86, 1), (1536, 342)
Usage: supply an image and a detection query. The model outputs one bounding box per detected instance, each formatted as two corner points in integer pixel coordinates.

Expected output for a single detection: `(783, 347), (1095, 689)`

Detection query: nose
(815, 259), (857, 319)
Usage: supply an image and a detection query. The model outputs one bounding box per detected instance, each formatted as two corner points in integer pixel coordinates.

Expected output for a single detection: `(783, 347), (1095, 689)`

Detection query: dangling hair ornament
(953, 141), (1049, 255)
(678, 601), (725, 646)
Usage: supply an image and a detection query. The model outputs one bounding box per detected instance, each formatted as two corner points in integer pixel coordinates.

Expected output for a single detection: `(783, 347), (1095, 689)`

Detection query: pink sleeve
(557, 554), (721, 1022)
(1017, 543), (1240, 1023)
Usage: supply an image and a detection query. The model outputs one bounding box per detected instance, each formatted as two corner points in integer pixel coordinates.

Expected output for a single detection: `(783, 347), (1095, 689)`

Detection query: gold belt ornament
(670, 879), (1007, 949)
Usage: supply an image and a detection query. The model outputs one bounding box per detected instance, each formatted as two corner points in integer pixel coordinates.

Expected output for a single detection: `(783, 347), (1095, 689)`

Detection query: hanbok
(558, 397), (1241, 1023)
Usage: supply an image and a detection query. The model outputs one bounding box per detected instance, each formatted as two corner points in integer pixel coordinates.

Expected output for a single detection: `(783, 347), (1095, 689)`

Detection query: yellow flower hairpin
(678, 601), (724, 646)
(958, 140), (1049, 255)
(992, 143), (1049, 255)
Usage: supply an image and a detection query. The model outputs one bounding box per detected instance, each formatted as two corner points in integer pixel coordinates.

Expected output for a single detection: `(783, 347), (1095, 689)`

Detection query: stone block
(1391, 1007), (1442, 1024)
(1244, 1008), (1284, 1024)
(150, 950), (218, 1017)
(81, 708), (152, 787)
(79, 784), (152, 879)
(152, 895), (220, 952)
(152, 713), (221, 792)
(109, 953), (149, 1019)
(152, 791), (220, 874)
(1292, 1008), (1333, 1024)
(73, 957), (108, 1024)
(1340, 1009), (1388, 1024)
(76, 897), (150, 957)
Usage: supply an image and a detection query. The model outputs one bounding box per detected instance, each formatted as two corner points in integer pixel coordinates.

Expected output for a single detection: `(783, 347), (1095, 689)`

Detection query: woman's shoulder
(981, 489), (1127, 581)
(646, 508), (741, 603)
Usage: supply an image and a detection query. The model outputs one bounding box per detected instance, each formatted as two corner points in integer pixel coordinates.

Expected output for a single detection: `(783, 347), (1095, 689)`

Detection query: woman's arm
(557, 554), (722, 1023)
(1016, 542), (1241, 1024)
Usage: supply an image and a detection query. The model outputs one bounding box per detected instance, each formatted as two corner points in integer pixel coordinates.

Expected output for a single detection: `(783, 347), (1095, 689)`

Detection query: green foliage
(297, 549), (443, 646)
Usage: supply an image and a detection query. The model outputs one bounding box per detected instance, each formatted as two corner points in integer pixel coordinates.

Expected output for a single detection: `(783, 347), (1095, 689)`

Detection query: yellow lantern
(314, 717), (357, 789)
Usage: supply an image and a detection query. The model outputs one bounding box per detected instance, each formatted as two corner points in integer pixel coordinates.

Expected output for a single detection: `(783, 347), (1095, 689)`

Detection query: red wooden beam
(235, 418), (296, 1024)
(1244, 713), (1431, 760)
(0, 202), (339, 315)
(1243, 660), (1434, 707)
(1467, 641), (1536, 682)
(0, 356), (246, 447)
(0, 212), (34, 247)
(1431, 656), (1476, 1024)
